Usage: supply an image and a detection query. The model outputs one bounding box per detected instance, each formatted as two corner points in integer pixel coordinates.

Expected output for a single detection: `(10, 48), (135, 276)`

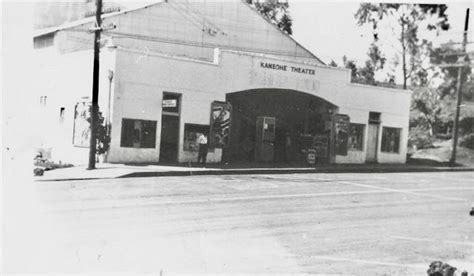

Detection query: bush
(408, 126), (434, 150)
(459, 117), (474, 135)
(86, 109), (110, 158)
(460, 133), (474, 150)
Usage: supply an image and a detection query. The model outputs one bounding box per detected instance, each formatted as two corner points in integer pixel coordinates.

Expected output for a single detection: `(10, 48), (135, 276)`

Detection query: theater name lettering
(259, 62), (315, 75)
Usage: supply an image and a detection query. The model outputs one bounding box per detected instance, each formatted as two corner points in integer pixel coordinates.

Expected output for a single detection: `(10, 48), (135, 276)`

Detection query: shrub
(408, 126), (434, 150)
(459, 117), (474, 135)
(460, 133), (474, 150)
(86, 109), (110, 158)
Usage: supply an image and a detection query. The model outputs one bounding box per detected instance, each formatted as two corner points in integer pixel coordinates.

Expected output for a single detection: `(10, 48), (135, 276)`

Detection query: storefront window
(183, 124), (210, 152)
(348, 123), (364, 151)
(381, 127), (401, 153)
(120, 118), (157, 148)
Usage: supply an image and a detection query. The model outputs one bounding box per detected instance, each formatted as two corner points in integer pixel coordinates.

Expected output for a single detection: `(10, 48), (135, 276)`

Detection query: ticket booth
(255, 116), (276, 162)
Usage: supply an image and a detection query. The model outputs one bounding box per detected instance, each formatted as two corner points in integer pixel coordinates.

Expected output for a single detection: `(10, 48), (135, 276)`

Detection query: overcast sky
(289, 1), (473, 66)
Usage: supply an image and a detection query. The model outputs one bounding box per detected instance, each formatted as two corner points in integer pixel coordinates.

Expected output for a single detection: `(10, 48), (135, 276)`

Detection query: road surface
(4, 172), (474, 274)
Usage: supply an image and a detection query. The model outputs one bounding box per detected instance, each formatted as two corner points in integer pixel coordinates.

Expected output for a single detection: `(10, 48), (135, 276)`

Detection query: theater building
(32, 0), (411, 165)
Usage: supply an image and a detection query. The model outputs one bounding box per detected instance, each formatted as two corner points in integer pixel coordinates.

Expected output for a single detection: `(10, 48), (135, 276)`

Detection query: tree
(355, 4), (449, 89)
(342, 44), (385, 86)
(251, 0), (293, 35)
(342, 55), (359, 82)
(411, 87), (444, 136)
(408, 43), (473, 147)
(329, 60), (338, 67)
(430, 43), (473, 99)
(429, 42), (474, 139)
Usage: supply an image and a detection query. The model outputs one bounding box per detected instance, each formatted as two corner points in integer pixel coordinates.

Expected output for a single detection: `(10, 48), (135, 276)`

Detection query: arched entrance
(225, 89), (337, 164)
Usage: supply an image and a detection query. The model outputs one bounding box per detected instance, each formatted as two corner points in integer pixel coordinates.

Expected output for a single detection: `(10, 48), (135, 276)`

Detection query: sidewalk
(35, 162), (474, 182)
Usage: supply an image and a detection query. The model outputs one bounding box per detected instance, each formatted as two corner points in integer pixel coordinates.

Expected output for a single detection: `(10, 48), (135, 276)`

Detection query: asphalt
(35, 161), (474, 182)
(10, 172), (474, 274)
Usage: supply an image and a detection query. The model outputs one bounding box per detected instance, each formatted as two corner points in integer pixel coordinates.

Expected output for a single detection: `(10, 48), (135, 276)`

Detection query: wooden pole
(88, 0), (103, 170)
(450, 8), (470, 166)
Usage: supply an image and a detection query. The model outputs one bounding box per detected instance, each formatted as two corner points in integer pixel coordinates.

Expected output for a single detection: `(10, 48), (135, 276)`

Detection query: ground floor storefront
(35, 49), (411, 166)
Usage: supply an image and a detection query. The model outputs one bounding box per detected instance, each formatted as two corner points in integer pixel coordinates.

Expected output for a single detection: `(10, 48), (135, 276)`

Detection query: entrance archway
(225, 89), (337, 164)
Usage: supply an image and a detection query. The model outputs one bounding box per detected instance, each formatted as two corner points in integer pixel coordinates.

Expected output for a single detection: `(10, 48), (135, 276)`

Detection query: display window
(381, 127), (401, 153)
(120, 118), (157, 148)
(183, 124), (210, 152)
(348, 123), (365, 151)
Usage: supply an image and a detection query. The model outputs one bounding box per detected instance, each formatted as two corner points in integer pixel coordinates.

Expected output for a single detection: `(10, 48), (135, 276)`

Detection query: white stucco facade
(104, 47), (411, 164)
(33, 0), (411, 165)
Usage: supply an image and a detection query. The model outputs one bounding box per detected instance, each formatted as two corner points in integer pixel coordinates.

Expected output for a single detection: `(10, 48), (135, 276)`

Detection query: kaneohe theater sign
(259, 61), (315, 75)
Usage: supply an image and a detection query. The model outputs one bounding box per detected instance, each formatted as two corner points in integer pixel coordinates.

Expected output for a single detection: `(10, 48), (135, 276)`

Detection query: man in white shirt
(197, 133), (208, 165)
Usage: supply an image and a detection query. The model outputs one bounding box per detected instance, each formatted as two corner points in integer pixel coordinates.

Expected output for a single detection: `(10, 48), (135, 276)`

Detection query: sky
(289, 1), (473, 67)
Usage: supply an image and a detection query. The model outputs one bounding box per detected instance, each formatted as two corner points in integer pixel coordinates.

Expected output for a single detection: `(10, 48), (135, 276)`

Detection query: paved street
(5, 172), (474, 274)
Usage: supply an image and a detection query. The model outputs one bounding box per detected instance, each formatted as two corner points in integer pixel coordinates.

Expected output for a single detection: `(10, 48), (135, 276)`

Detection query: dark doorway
(226, 89), (336, 164)
(160, 92), (181, 163)
(160, 115), (180, 163)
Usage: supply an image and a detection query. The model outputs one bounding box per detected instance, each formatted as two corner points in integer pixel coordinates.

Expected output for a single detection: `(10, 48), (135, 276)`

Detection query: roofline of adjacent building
(348, 82), (412, 95)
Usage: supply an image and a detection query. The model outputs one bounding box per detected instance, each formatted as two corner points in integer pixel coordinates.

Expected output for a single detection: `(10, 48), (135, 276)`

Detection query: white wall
(343, 84), (411, 164)
(32, 46), (116, 165)
(107, 48), (410, 164)
(106, 48), (225, 163)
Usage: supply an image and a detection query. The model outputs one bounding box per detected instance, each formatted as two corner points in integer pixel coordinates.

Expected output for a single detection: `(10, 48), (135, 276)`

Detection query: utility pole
(88, 0), (103, 170)
(450, 8), (470, 166)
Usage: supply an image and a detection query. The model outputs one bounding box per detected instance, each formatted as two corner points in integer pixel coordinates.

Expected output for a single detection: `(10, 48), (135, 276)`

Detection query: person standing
(197, 133), (208, 165)
(284, 132), (292, 163)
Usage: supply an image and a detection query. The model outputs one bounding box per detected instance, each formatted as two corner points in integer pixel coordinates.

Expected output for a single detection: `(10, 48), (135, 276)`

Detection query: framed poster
(72, 102), (91, 147)
(334, 114), (350, 156)
(209, 101), (232, 149)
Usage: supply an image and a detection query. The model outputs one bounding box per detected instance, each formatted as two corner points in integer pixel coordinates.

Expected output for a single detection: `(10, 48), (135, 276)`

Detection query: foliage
(460, 133), (474, 150)
(430, 43), (473, 100)
(408, 125), (434, 150)
(342, 56), (359, 81)
(252, 0), (293, 35)
(410, 87), (455, 137)
(459, 117), (474, 135)
(355, 3), (450, 89)
(342, 45), (385, 86)
(86, 107), (110, 158)
(329, 60), (338, 67)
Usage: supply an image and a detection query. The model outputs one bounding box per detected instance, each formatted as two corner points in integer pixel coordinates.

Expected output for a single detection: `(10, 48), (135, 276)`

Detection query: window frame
(183, 123), (211, 152)
(120, 118), (157, 149)
(381, 127), (401, 153)
(348, 123), (365, 151)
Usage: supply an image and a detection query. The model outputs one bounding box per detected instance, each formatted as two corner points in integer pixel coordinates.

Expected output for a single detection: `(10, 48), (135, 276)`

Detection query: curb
(35, 166), (474, 182)
(118, 166), (474, 179)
